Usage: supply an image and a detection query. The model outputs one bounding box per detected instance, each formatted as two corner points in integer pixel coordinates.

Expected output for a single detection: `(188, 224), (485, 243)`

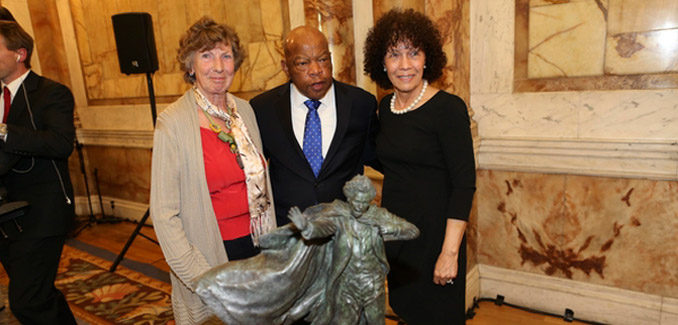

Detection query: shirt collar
(290, 81), (335, 110)
(2, 70), (31, 100)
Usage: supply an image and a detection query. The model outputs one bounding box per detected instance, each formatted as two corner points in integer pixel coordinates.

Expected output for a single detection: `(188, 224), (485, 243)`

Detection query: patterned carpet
(0, 245), (174, 324)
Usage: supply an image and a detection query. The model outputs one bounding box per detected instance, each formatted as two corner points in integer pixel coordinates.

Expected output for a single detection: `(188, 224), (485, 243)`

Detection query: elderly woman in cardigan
(150, 16), (275, 324)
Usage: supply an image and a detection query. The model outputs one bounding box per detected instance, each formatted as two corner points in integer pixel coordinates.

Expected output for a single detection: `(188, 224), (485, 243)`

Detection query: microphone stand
(71, 138), (97, 237)
(110, 72), (157, 272)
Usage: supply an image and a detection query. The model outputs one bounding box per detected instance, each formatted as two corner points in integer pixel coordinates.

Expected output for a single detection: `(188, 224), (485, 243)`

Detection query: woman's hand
(432, 219), (467, 286)
(433, 251), (458, 286)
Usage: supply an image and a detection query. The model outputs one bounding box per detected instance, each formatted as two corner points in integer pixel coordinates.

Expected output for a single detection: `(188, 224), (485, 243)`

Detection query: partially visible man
(251, 26), (379, 226)
(0, 20), (77, 324)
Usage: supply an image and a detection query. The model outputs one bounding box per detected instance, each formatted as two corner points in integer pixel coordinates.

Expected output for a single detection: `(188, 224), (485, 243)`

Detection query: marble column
(303, 0), (356, 84)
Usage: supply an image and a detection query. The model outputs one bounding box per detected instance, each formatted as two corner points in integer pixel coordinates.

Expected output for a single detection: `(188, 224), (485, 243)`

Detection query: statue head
(343, 175), (376, 218)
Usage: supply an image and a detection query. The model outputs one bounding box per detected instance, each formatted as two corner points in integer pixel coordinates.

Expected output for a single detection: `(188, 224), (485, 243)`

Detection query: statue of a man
(288, 175), (419, 324)
(195, 175), (419, 324)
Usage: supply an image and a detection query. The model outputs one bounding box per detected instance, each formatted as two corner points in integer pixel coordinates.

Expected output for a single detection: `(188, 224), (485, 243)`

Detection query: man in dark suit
(0, 21), (77, 324)
(251, 26), (379, 226)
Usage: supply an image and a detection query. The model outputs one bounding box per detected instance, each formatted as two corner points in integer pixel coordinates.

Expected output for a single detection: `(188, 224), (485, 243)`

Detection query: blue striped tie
(303, 99), (323, 177)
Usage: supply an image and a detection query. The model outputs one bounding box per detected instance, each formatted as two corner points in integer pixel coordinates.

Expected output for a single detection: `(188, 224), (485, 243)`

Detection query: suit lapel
(320, 81), (349, 177)
(275, 83), (307, 160)
(8, 71), (38, 124)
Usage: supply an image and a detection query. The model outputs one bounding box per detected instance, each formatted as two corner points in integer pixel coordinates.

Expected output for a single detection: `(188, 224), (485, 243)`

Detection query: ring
(446, 279), (454, 284)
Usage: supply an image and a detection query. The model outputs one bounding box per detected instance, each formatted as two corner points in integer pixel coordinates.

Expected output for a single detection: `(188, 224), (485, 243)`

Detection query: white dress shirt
(290, 83), (337, 158)
(1, 70), (31, 141)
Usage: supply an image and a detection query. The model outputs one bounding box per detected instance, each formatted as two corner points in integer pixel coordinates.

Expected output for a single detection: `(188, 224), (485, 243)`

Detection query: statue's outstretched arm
(361, 207), (419, 241)
(288, 206), (338, 240)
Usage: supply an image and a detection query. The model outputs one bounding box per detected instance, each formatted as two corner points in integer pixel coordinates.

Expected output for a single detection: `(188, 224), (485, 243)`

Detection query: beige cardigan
(150, 91), (276, 324)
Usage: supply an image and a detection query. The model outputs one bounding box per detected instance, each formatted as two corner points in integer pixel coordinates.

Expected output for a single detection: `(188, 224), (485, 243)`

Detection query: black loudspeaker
(111, 12), (159, 75)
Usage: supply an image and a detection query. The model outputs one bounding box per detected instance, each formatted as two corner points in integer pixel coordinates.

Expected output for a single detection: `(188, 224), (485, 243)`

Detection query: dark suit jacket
(251, 80), (379, 225)
(1, 71), (76, 238)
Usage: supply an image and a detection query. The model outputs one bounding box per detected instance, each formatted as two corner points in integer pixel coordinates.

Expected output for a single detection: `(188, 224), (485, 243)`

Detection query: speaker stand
(110, 72), (158, 272)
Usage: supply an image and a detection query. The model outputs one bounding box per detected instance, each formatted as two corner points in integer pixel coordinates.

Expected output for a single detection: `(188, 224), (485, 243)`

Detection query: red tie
(3, 86), (10, 123)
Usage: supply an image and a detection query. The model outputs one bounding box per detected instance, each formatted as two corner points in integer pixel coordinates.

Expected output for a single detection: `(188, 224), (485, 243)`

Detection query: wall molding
(478, 264), (678, 325)
(74, 195), (149, 224)
(478, 137), (678, 181)
(76, 129), (153, 149)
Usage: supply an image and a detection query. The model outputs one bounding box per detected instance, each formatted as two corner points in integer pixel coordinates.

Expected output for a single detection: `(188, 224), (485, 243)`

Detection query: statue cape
(194, 203), (357, 324)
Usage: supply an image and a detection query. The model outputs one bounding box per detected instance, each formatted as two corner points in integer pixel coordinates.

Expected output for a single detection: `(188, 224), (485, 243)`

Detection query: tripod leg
(110, 208), (150, 272)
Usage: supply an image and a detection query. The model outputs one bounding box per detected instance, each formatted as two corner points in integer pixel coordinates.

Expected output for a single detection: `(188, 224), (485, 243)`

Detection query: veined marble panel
(474, 89), (678, 141)
(472, 92), (579, 138)
(231, 40), (287, 93)
(70, 0), (287, 102)
(304, 0), (356, 84)
(84, 146), (152, 204)
(608, 0), (678, 35)
(427, 0), (471, 103)
(57, 0), (86, 108)
(605, 29), (678, 75)
(289, 0), (305, 29)
(477, 170), (678, 297)
(527, 0), (607, 78)
(352, 0), (376, 95)
(259, 0), (284, 40)
(470, 0), (514, 94)
(579, 89), (678, 140)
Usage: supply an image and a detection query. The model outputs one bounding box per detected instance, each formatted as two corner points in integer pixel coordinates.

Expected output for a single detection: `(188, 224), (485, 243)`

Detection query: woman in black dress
(364, 8), (476, 324)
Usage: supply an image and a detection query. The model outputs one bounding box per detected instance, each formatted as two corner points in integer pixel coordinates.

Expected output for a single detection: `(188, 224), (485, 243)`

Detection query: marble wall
(515, 0), (678, 91)
(478, 170), (678, 297)
(472, 0), (678, 306)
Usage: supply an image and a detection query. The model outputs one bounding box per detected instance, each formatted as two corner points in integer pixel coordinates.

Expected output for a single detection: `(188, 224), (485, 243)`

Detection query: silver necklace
(390, 80), (428, 115)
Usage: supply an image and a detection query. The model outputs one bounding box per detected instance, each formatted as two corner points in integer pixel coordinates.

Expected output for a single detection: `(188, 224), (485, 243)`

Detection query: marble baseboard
(77, 129), (153, 149)
(662, 297), (678, 325)
(478, 137), (678, 180)
(466, 263), (480, 312)
(74, 195), (149, 224)
(478, 264), (678, 325)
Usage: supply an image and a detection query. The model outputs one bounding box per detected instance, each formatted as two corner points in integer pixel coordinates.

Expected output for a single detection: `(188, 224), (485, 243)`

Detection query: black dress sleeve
(435, 93), (476, 221)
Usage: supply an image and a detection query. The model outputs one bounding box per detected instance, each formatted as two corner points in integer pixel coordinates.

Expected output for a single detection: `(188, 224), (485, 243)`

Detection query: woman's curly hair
(363, 8), (447, 89)
(177, 16), (246, 84)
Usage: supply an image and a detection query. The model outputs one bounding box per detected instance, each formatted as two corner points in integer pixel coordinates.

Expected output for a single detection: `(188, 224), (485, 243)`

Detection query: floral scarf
(193, 87), (274, 246)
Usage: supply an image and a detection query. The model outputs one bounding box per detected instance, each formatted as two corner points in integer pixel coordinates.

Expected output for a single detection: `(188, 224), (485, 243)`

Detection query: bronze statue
(195, 175), (419, 324)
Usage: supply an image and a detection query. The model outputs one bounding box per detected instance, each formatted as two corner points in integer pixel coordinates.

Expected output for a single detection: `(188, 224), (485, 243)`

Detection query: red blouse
(200, 127), (250, 240)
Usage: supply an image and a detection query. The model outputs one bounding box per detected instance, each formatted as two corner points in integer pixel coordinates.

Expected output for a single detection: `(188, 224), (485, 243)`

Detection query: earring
(424, 65), (427, 69)
(383, 67), (386, 72)
(189, 72), (195, 78)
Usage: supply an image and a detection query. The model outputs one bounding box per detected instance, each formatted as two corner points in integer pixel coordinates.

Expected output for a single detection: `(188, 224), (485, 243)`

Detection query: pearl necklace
(390, 80), (428, 115)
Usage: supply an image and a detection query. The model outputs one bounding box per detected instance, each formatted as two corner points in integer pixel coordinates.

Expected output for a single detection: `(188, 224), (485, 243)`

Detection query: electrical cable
(466, 295), (607, 325)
